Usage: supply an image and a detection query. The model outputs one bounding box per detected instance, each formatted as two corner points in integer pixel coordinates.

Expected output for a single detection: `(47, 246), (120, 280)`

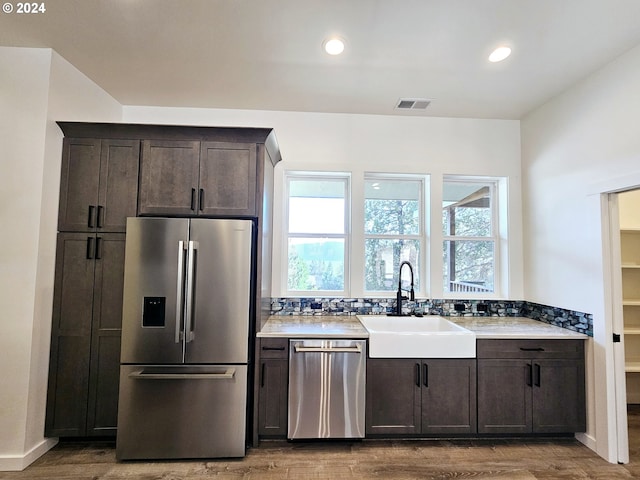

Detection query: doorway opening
(610, 188), (640, 464)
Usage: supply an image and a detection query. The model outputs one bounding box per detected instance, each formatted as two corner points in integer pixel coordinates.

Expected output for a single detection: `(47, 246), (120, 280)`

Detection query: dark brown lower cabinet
(257, 338), (289, 437)
(46, 233), (125, 437)
(421, 359), (477, 434)
(366, 358), (476, 436)
(477, 339), (586, 434)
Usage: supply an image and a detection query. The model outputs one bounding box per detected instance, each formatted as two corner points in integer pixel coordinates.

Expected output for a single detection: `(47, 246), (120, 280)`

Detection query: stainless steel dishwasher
(288, 339), (366, 439)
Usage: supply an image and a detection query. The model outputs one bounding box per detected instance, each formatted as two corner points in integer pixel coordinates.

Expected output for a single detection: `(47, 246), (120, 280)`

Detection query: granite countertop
(451, 316), (589, 339)
(258, 315), (369, 338)
(258, 315), (589, 339)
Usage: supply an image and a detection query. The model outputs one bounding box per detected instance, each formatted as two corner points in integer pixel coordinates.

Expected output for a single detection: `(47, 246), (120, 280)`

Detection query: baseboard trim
(575, 432), (597, 454)
(0, 437), (58, 472)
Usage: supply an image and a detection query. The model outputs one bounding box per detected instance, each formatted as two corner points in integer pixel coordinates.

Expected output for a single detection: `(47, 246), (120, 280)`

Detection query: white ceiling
(2, 0), (640, 119)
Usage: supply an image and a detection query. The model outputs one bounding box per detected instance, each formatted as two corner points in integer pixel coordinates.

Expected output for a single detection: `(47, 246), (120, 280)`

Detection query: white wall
(0, 46), (52, 471)
(123, 107), (524, 300)
(0, 47), (122, 471)
(521, 44), (640, 462)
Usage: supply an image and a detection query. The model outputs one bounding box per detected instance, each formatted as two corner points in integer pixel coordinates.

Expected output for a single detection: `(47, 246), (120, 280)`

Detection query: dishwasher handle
(293, 345), (362, 354)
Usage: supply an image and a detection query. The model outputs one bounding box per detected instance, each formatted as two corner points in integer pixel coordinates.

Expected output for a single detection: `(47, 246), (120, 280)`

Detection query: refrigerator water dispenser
(142, 297), (166, 327)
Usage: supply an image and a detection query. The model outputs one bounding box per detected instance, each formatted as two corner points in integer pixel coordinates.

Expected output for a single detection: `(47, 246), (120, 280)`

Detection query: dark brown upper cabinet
(199, 142), (257, 216)
(137, 140), (200, 216)
(57, 122), (280, 222)
(57, 138), (140, 232)
(138, 140), (258, 216)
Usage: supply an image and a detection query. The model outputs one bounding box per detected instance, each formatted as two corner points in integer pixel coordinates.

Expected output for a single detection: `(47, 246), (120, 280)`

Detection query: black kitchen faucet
(395, 261), (415, 316)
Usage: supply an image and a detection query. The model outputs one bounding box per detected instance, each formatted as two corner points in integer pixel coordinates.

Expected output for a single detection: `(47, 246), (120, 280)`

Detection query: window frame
(363, 174), (426, 297)
(283, 171), (351, 297)
(279, 171), (507, 300)
(441, 176), (500, 297)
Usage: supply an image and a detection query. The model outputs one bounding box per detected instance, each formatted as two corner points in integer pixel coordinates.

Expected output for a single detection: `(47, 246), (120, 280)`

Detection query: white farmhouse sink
(358, 315), (476, 358)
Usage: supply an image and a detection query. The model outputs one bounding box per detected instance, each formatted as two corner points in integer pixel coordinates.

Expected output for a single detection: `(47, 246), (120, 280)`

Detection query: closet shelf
(625, 362), (640, 373)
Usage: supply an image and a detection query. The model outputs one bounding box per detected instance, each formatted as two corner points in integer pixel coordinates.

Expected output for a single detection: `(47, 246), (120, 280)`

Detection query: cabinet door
(98, 140), (140, 232)
(532, 359), (586, 433)
(199, 142), (257, 216)
(138, 140), (200, 215)
(421, 359), (477, 434)
(477, 359), (532, 434)
(46, 233), (96, 436)
(58, 138), (101, 232)
(366, 359), (421, 435)
(258, 358), (288, 437)
(86, 234), (126, 436)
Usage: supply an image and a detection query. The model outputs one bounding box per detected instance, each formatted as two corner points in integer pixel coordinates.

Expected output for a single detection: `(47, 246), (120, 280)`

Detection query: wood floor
(4, 407), (640, 479)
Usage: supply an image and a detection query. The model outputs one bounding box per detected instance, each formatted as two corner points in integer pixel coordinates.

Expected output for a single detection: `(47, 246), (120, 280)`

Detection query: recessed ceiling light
(323, 37), (345, 56)
(488, 46), (511, 63)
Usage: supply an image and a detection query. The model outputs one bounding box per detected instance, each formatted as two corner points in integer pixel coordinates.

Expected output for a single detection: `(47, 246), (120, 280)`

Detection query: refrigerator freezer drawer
(116, 365), (248, 460)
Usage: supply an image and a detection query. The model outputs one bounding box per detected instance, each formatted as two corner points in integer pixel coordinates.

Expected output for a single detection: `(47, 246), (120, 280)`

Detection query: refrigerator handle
(129, 368), (236, 380)
(185, 240), (197, 342)
(175, 240), (186, 344)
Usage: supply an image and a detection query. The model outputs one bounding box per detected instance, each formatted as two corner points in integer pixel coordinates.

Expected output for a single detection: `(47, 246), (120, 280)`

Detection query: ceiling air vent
(395, 98), (431, 110)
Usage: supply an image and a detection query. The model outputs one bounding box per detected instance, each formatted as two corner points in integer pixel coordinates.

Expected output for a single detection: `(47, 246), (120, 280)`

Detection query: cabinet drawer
(259, 338), (289, 358)
(477, 339), (584, 359)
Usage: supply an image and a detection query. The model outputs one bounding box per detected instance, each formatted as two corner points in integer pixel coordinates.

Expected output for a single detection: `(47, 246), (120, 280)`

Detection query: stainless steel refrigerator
(116, 217), (254, 460)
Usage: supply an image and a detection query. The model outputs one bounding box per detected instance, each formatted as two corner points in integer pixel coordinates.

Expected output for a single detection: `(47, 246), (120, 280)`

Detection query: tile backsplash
(270, 297), (592, 336)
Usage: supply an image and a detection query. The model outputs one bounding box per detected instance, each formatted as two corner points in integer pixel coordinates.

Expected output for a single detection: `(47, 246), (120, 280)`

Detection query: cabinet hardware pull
(262, 346), (285, 351)
(88, 205), (95, 228)
(415, 363), (421, 387)
(423, 363), (429, 387)
(95, 237), (103, 259)
(190, 188), (196, 211)
(86, 237), (94, 259)
(526, 363), (533, 387)
(534, 363), (541, 387)
(520, 347), (545, 351)
(199, 189), (204, 211)
(97, 205), (104, 228)
(261, 362), (266, 387)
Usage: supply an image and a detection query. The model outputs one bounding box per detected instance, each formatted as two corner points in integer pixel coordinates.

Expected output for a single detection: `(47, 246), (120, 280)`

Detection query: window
(281, 171), (505, 299)
(442, 178), (497, 294)
(285, 174), (349, 294)
(364, 176), (423, 293)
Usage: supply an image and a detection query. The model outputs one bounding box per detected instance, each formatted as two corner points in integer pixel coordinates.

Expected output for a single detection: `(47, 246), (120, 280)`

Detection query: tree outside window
(284, 173), (503, 298)
(442, 180), (496, 294)
(364, 178), (423, 293)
